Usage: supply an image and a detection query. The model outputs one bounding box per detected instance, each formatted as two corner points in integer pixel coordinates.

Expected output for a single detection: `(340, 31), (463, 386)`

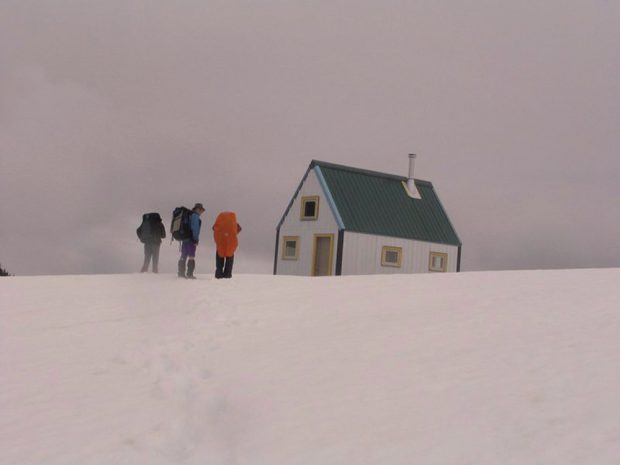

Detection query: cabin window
(429, 252), (448, 272)
(300, 196), (319, 220)
(381, 246), (402, 267)
(282, 236), (300, 260)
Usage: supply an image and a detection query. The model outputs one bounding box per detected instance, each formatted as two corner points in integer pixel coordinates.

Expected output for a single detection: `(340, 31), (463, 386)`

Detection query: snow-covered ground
(1, 269), (620, 465)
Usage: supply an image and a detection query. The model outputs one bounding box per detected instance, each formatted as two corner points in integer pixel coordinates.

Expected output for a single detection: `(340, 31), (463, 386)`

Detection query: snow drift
(1, 269), (620, 464)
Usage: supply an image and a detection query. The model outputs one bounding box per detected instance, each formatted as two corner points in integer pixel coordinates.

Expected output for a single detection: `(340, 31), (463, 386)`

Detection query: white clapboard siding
(341, 231), (459, 275)
(277, 168), (339, 276)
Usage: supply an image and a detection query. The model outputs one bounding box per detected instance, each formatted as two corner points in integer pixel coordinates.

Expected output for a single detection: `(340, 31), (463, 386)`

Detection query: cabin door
(312, 234), (334, 276)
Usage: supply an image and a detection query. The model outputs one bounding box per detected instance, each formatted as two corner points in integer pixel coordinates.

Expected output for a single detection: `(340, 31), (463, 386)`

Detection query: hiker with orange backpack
(212, 212), (242, 279)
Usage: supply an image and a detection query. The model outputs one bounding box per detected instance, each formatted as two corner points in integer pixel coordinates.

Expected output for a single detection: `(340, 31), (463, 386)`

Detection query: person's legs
(181, 241), (197, 279)
(141, 244), (153, 272)
(223, 255), (234, 278)
(215, 253), (225, 279)
(152, 244), (160, 273)
(178, 241), (191, 278)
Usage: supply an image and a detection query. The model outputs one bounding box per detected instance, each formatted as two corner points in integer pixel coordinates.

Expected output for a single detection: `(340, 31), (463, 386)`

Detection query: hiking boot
(215, 254), (225, 279)
(186, 259), (196, 279)
(223, 256), (234, 279)
(177, 259), (186, 278)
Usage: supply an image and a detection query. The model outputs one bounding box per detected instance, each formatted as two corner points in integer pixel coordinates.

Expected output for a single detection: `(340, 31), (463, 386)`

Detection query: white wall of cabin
(341, 231), (459, 275)
(276, 168), (339, 276)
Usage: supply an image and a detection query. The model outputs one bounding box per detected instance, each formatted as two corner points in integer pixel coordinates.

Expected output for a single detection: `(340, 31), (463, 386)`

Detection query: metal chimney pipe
(407, 153), (416, 193)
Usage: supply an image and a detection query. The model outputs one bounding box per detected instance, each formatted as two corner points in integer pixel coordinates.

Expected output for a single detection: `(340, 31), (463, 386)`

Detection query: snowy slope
(1, 269), (620, 465)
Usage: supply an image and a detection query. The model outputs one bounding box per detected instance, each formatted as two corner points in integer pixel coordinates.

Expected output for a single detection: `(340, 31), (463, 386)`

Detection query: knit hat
(193, 203), (205, 212)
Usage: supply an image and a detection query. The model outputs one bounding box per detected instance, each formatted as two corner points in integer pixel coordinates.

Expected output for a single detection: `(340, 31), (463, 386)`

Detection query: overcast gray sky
(1, 0), (619, 276)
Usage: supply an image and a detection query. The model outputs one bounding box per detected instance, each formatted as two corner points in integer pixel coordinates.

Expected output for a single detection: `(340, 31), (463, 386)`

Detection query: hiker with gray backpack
(170, 203), (205, 279)
(136, 212), (166, 273)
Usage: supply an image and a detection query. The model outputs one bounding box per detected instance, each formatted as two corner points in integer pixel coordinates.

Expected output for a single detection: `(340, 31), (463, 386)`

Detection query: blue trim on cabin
(276, 165), (313, 230)
(315, 166), (345, 230)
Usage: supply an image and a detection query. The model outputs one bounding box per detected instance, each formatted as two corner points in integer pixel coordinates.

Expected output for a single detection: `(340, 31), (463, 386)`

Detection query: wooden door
(312, 234), (334, 276)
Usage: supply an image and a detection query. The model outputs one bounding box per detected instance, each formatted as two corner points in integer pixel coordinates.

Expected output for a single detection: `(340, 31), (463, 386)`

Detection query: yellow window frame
(281, 236), (300, 260)
(300, 196), (320, 220)
(381, 246), (403, 267)
(429, 252), (448, 272)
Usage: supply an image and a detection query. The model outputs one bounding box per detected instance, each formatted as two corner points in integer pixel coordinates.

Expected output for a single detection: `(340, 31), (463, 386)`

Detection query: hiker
(178, 203), (205, 279)
(136, 212), (166, 273)
(212, 211), (242, 279)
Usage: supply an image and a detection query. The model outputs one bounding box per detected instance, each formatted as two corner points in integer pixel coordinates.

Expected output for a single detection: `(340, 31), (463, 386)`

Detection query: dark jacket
(137, 213), (166, 245)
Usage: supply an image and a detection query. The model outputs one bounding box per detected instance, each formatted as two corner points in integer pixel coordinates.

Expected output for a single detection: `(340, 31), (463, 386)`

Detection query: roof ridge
(310, 160), (432, 186)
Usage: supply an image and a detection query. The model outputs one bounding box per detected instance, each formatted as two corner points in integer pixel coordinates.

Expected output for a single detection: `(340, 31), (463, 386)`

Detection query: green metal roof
(311, 160), (461, 246)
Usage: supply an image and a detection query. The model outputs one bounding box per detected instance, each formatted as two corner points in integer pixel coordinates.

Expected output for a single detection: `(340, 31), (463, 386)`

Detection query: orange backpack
(213, 212), (239, 257)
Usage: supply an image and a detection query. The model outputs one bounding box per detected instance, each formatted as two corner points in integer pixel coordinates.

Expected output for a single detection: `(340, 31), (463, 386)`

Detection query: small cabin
(274, 157), (462, 276)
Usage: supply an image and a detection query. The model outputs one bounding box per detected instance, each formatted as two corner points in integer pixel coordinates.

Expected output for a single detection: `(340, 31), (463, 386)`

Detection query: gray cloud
(1, 0), (619, 275)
